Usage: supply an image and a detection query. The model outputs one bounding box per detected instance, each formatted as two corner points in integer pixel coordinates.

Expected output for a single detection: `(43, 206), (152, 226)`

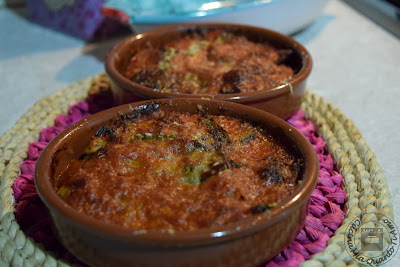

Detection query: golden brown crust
(124, 30), (294, 95)
(55, 110), (301, 230)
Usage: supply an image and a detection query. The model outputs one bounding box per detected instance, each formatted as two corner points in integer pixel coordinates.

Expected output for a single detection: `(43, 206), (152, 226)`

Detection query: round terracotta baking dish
(35, 99), (318, 267)
(105, 23), (312, 120)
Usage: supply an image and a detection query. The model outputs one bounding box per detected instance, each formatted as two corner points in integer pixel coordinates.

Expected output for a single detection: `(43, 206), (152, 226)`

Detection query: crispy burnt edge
(251, 154), (303, 215)
(120, 102), (160, 122)
(56, 103), (163, 199)
(227, 116), (303, 214)
(197, 109), (245, 183)
(79, 103), (161, 160)
(198, 111), (302, 215)
(185, 27), (207, 38)
(200, 159), (244, 183)
(219, 48), (295, 95)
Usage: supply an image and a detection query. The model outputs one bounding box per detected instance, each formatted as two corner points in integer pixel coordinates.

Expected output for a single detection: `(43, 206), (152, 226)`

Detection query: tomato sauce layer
(54, 107), (302, 231)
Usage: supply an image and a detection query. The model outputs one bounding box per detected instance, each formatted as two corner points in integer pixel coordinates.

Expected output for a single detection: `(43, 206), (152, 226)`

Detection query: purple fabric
(26, 0), (126, 41)
(13, 102), (91, 262)
(265, 110), (345, 265)
(20, 160), (36, 175)
(39, 126), (65, 142)
(27, 142), (47, 161)
(13, 102), (344, 266)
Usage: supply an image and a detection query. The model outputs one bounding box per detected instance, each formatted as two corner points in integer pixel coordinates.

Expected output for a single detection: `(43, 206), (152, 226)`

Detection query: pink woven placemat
(13, 96), (345, 266)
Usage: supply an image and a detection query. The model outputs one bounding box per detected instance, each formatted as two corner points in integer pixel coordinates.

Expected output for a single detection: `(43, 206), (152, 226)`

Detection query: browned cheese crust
(124, 29), (294, 95)
(54, 107), (302, 231)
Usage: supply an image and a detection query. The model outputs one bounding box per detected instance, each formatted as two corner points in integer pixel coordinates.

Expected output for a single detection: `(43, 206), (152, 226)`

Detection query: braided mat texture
(0, 75), (394, 266)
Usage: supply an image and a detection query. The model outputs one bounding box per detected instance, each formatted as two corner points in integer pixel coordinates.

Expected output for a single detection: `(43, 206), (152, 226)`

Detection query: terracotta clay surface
(53, 110), (302, 231)
(35, 98), (318, 266)
(105, 23), (312, 119)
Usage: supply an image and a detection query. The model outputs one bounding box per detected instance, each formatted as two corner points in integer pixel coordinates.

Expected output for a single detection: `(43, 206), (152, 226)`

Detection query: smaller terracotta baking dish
(35, 98), (318, 266)
(105, 23), (312, 119)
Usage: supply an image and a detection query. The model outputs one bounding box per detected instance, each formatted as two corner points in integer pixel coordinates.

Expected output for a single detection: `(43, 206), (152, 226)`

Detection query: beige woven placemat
(0, 74), (394, 266)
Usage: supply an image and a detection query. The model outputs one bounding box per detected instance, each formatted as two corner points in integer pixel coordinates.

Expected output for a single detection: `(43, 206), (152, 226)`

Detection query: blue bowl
(105, 0), (328, 34)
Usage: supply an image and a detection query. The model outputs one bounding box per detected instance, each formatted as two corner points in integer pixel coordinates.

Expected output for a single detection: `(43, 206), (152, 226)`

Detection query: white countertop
(1, 0), (400, 264)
